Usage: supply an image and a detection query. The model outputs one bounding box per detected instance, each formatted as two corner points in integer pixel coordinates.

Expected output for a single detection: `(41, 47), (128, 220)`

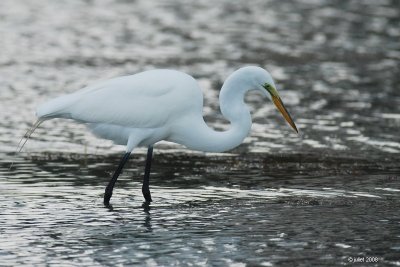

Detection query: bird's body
(37, 70), (203, 150)
(34, 66), (298, 205)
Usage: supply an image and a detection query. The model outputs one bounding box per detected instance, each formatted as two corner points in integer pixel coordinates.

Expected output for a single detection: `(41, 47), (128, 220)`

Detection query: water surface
(0, 0), (399, 266)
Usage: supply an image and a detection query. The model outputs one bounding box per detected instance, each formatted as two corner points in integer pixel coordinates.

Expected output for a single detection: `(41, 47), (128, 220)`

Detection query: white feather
(36, 66), (292, 152)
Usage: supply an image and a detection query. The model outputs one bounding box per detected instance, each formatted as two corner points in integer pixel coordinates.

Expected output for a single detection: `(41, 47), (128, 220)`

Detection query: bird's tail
(9, 119), (44, 171)
(36, 94), (76, 119)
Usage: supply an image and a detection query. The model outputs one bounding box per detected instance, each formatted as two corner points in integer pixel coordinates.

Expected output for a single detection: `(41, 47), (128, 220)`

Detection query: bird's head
(244, 66), (298, 133)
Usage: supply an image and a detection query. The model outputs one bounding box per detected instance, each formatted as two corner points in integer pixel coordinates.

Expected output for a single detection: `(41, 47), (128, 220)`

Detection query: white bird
(31, 66), (298, 206)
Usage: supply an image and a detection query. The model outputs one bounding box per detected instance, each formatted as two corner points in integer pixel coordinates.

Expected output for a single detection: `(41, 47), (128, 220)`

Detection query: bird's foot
(104, 203), (114, 211)
(142, 201), (151, 209)
(142, 190), (152, 203)
(104, 191), (113, 207)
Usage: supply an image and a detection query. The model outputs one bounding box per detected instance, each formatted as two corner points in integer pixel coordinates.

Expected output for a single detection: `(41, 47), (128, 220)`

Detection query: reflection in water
(1, 154), (399, 265)
(142, 201), (153, 233)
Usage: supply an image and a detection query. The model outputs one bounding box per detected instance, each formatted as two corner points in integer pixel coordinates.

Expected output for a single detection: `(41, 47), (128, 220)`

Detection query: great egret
(31, 66), (298, 206)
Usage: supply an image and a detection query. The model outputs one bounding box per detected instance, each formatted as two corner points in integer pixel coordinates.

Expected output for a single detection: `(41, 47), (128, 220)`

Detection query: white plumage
(37, 66), (297, 153)
(33, 66), (298, 205)
(37, 70), (203, 149)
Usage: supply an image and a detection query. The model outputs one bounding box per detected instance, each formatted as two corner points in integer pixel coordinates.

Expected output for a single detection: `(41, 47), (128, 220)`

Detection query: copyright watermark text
(348, 256), (379, 263)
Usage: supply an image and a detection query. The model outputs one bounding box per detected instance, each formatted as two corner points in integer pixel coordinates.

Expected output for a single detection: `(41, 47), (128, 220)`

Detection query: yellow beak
(271, 95), (298, 133)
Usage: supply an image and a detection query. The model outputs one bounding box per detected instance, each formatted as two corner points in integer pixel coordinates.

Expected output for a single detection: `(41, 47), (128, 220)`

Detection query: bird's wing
(37, 70), (202, 128)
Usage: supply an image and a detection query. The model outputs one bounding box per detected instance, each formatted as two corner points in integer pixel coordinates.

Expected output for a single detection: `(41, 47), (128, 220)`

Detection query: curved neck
(177, 76), (253, 153)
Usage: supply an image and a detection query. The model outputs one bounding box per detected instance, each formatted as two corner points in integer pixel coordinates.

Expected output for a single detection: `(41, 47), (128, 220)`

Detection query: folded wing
(36, 70), (203, 129)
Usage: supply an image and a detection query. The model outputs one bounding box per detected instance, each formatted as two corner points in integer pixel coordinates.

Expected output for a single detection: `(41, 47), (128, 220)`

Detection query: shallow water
(2, 153), (400, 266)
(1, 0), (400, 266)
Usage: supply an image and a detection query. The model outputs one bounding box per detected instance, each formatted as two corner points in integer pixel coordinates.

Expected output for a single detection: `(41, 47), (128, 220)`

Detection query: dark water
(1, 0), (399, 266)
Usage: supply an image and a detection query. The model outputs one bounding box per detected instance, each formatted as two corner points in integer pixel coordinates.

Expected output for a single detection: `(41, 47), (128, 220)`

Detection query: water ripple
(1, 0), (400, 265)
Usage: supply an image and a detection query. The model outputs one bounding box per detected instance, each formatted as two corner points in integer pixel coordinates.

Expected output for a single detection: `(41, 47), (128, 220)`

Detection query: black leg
(104, 152), (131, 206)
(142, 146), (153, 202)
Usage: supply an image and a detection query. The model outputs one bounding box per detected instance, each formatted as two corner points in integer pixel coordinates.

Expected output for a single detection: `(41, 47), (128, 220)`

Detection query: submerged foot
(142, 189), (152, 203)
(104, 190), (112, 206)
